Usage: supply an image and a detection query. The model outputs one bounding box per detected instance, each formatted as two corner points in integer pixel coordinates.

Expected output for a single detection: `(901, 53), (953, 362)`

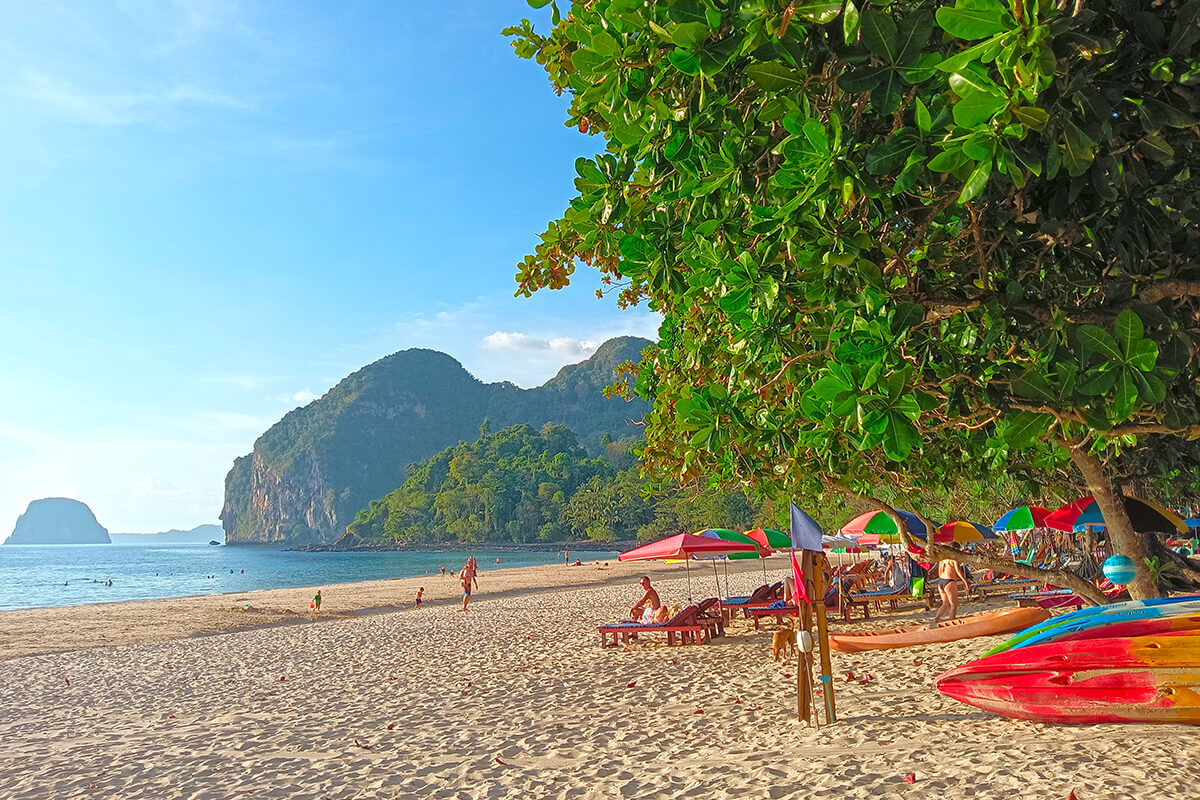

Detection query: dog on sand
(771, 625), (797, 661)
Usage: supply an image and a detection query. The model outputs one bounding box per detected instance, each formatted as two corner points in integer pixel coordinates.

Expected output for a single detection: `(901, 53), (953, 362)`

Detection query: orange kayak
(828, 607), (1050, 653)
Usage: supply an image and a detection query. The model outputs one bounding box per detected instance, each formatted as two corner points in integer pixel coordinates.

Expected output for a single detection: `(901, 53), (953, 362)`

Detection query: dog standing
(771, 624), (797, 661)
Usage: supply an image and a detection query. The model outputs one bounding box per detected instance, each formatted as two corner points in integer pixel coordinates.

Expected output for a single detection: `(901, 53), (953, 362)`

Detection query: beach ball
(1102, 554), (1137, 585)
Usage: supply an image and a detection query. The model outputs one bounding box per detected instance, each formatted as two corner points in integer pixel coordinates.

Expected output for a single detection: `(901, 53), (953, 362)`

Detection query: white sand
(0, 560), (1196, 799)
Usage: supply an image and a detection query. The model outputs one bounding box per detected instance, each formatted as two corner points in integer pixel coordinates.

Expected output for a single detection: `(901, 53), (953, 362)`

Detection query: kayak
(937, 632), (1200, 724)
(985, 595), (1200, 656)
(828, 607), (1049, 653)
(1046, 611), (1200, 645)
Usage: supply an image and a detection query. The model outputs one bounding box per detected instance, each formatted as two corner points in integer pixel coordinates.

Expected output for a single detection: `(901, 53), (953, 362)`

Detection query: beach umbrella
(840, 509), (932, 541)
(619, 533), (758, 600)
(993, 505), (1050, 532)
(695, 528), (763, 596)
(1070, 497), (1188, 534)
(745, 527), (792, 554)
(935, 521), (995, 544)
(1044, 498), (1093, 533)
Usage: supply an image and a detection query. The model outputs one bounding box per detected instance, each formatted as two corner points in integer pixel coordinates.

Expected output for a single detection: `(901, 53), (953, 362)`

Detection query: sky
(0, 0), (659, 534)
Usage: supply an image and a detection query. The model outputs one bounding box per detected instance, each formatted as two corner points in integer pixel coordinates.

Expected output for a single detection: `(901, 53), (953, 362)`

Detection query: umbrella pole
(722, 560), (730, 601)
(685, 559), (693, 602)
(711, 560), (721, 600)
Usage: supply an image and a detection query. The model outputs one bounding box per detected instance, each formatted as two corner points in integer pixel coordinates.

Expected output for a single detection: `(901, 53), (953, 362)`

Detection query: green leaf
(619, 234), (655, 263)
(843, 0), (861, 45)
(860, 8), (899, 62)
(881, 413), (920, 461)
(1113, 369), (1138, 419)
(891, 302), (926, 334)
(858, 260), (884, 289)
(1077, 325), (1122, 361)
(1011, 367), (1056, 403)
(895, 11), (934, 63)
(1061, 122), (1096, 177)
(958, 157), (992, 203)
(1076, 368), (1118, 396)
(1138, 132), (1176, 163)
(808, 375), (852, 401)
(914, 97), (931, 132)
(1132, 371), (1167, 404)
(936, 35), (1006, 74)
(745, 62), (805, 91)
(668, 48), (702, 75)
(793, 1), (843, 24)
(527, 0), (553, 6)
(1004, 411), (1055, 449)
(1011, 106), (1049, 131)
(935, 0), (1011, 40)
(670, 22), (709, 50)
(865, 133), (918, 174)
(590, 30), (621, 56)
(928, 147), (969, 172)
(1114, 309), (1145, 357)
(571, 49), (608, 74)
(1127, 339), (1159, 372)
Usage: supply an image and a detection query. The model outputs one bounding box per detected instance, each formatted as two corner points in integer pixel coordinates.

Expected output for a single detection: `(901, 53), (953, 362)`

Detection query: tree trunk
(1066, 442), (1159, 600)
(852, 494), (1109, 607)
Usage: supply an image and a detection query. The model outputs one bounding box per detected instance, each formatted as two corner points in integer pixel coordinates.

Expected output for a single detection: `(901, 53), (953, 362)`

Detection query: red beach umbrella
(619, 533), (758, 600)
(1045, 498), (1093, 533)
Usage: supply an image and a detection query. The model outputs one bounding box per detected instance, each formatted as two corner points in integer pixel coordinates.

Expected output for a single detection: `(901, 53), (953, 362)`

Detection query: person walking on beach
(312, 589), (322, 614)
(930, 559), (968, 626)
(460, 570), (473, 611)
(414, 587), (424, 609)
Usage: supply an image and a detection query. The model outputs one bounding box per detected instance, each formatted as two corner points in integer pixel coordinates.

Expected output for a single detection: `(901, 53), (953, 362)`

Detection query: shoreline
(0, 558), (683, 662)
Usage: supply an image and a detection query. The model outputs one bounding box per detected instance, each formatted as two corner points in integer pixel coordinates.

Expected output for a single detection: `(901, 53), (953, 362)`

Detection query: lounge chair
(747, 600), (797, 629)
(697, 597), (725, 638)
(971, 578), (1039, 600)
(598, 604), (708, 648)
(720, 582), (780, 622)
(852, 584), (909, 613)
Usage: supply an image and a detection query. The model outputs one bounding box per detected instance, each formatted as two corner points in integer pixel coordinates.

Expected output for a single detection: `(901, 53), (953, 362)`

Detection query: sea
(0, 543), (620, 612)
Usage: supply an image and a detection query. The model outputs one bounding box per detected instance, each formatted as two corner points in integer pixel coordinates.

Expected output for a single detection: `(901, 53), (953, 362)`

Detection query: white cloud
(482, 332), (599, 358)
(291, 388), (317, 404)
(131, 475), (178, 495)
(7, 71), (252, 127)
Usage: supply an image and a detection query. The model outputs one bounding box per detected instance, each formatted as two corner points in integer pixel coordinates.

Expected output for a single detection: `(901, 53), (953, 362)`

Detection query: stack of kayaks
(828, 607), (1049, 652)
(937, 595), (1200, 724)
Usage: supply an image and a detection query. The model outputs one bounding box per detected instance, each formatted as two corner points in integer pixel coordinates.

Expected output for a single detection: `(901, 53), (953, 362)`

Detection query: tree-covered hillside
(337, 423), (767, 546)
(221, 336), (654, 544)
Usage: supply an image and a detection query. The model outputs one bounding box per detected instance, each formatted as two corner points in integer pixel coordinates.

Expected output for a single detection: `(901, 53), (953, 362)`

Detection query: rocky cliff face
(5, 498), (111, 545)
(221, 337), (652, 545)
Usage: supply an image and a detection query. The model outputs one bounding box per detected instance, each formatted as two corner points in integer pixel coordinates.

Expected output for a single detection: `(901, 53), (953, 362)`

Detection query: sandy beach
(1, 560), (1197, 800)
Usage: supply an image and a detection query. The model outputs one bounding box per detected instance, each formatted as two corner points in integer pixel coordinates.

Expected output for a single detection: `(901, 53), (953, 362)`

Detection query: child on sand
(312, 590), (322, 613)
(414, 587), (424, 608)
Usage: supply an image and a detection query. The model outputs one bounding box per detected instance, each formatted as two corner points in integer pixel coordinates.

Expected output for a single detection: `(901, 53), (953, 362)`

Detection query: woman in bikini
(930, 558), (969, 627)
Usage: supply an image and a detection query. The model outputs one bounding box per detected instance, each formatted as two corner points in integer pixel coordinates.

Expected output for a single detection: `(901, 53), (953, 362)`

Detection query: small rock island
(4, 498), (111, 545)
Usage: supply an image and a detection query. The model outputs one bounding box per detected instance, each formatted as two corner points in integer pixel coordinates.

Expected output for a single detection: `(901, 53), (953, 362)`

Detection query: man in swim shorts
(930, 558), (969, 626)
(629, 575), (662, 621)
(461, 571), (472, 611)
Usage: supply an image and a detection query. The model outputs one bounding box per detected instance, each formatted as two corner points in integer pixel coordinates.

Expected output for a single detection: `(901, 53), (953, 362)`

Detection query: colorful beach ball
(1102, 554), (1137, 585)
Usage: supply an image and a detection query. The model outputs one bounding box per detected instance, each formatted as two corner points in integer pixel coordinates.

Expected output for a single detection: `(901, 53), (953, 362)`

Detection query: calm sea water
(0, 544), (620, 611)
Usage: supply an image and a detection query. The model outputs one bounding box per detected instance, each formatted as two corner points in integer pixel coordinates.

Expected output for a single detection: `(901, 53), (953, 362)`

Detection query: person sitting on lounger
(630, 575), (662, 621)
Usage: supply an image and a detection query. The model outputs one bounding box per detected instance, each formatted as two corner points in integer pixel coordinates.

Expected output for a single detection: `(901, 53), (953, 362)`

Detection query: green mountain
(337, 423), (612, 546)
(220, 336), (652, 544)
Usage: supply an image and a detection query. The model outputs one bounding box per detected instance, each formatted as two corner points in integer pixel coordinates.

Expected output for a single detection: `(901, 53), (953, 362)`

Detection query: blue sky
(0, 1), (658, 533)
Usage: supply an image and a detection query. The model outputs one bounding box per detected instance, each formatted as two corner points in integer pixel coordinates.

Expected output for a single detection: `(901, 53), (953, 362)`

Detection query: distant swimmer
(106, 579), (113, 587)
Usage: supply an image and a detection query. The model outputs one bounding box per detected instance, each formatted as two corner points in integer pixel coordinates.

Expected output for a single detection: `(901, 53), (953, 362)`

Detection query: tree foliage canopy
(508, 0), (1200, 596)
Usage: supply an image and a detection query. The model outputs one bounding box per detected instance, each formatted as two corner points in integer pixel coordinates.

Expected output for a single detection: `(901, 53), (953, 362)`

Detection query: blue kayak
(985, 594), (1200, 655)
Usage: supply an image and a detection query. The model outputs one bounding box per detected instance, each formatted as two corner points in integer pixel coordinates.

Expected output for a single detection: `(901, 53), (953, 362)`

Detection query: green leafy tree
(508, 0), (1200, 598)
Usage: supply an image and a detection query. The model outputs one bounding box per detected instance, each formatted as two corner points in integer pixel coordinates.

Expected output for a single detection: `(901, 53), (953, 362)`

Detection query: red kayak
(937, 632), (1200, 724)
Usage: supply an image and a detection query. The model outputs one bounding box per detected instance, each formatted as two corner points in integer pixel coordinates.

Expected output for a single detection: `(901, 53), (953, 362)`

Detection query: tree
(508, 0), (1200, 598)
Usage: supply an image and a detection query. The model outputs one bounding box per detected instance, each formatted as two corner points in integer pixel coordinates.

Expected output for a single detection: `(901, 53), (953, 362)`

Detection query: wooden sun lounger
(852, 585), (910, 613)
(747, 603), (797, 629)
(972, 579), (1038, 600)
(598, 604), (708, 648)
(697, 597), (724, 638)
(720, 582), (781, 622)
